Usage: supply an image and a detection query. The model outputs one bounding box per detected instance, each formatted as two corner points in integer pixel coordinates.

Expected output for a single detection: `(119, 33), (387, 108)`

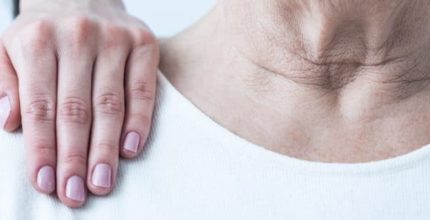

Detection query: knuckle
(67, 15), (95, 32)
(32, 144), (56, 159)
(93, 143), (119, 156)
(100, 25), (130, 51)
(62, 152), (87, 166)
(94, 92), (124, 115)
(24, 97), (55, 122)
(128, 112), (151, 127)
(132, 28), (156, 46)
(104, 24), (128, 38)
(16, 21), (53, 53)
(24, 20), (53, 36)
(128, 81), (155, 102)
(58, 97), (91, 124)
(65, 16), (96, 46)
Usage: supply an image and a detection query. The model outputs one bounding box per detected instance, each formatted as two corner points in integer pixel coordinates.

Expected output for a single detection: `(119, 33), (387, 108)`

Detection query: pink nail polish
(123, 132), (141, 153)
(66, 176), (86, 202)
(37, 166), (55, 193)
(92, 163), (112, 188)
(0, 96), (11, 129)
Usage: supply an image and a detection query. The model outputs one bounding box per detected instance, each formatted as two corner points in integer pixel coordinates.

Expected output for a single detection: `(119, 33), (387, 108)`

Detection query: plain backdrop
(0, 0), (12, 33)
(0, 0), (215, 36)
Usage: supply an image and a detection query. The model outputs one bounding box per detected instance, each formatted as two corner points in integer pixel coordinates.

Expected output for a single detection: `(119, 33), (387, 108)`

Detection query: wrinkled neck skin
(160, 0), (430, 162)
(225, 0), (430, 92)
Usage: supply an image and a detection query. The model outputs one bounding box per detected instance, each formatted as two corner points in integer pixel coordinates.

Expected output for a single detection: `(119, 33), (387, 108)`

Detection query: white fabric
(1, 73), (430, 220)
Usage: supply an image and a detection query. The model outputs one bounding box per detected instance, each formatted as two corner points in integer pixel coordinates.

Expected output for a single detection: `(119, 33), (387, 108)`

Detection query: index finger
(12, 35), (58, 195)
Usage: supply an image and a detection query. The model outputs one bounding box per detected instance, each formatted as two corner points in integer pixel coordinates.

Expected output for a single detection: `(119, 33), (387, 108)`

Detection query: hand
(0, 0), (159, 208)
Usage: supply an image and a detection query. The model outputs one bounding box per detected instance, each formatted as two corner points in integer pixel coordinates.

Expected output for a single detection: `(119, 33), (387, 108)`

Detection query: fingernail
(37, 166), (55, 193)
(123, 132), (140, 153)
(92, 163), (112, 188)
(66, 176), (86, 202)
(0, 96), (11, 129)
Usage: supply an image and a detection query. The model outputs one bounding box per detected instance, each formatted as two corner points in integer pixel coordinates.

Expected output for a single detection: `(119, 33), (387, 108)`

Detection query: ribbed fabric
(1, 72), (430, 220)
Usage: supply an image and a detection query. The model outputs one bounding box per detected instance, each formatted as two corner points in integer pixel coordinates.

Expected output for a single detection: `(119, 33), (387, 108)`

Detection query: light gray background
(0, 0), (12, 33)
(0, 0), (215, 36)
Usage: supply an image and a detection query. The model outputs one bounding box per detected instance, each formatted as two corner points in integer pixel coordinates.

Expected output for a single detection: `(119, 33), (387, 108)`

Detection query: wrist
(19, 0), (125, 14)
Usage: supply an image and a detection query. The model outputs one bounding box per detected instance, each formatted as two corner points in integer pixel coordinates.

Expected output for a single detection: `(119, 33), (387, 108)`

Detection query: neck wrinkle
(159, 0), (430, 162)
(219, 0), (430, 92)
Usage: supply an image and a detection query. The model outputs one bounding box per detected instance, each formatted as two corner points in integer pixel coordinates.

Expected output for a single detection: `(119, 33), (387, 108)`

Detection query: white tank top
(1, 73), (430, 220)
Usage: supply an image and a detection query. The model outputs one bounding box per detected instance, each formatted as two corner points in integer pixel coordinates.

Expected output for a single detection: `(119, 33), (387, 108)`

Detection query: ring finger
(87, 41), (128, 195)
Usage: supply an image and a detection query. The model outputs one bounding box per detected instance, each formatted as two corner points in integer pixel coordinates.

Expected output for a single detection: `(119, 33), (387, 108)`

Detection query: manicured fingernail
(0, 96), (11, 129)
(92, 163), (112, 188)
(123, 132), (140, 153)
(66, 176), (86, 202)
(37, 166), (55, 193)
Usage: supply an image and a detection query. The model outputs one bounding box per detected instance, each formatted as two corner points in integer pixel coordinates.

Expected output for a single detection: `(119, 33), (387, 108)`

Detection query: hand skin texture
(0, 0), (159, 208)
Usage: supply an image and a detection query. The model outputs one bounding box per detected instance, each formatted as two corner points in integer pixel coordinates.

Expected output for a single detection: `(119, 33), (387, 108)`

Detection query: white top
(1, 73), (430, 220)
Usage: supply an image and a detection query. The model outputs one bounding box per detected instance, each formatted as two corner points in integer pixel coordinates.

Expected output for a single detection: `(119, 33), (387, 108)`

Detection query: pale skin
(0, 0), (159, 208)
(3, 0), (430, 209)
(160, 0), (430, 162)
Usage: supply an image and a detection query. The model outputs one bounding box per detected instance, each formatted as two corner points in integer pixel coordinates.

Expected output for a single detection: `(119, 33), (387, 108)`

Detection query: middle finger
(56, 40), (95, 207)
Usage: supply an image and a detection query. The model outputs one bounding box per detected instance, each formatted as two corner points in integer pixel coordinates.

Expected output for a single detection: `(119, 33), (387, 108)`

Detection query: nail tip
(66, 176), (86, 202)
(92, 164), (112, 189)
(123, 132), (141, 153)
(37, 166), (56, 193)
(93, 182), (111, 189)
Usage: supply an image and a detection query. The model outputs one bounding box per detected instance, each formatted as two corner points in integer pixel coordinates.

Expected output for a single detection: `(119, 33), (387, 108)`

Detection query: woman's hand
(0, 0), (159, 208)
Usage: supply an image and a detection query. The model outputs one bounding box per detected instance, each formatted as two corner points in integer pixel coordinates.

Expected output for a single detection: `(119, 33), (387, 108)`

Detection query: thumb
(0, 41), (21, 132)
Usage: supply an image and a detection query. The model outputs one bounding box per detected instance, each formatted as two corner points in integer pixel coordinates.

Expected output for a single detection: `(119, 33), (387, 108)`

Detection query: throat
(160, 2), (430, 163)
(223, 0), (430, 91)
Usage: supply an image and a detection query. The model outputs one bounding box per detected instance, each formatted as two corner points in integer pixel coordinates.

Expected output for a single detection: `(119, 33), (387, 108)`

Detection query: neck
(224, 0), (430, 88)
(218, 0), (430, 118)
(160, 0), (430, 162)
